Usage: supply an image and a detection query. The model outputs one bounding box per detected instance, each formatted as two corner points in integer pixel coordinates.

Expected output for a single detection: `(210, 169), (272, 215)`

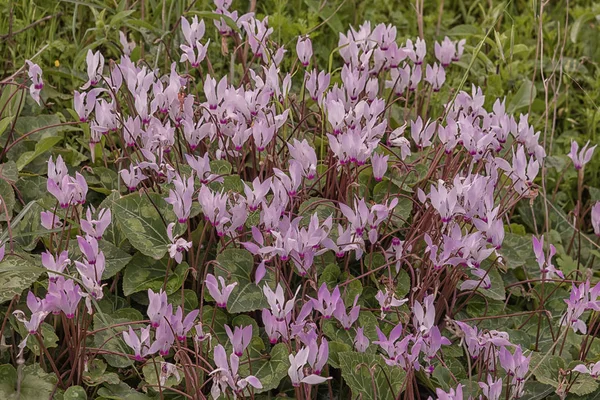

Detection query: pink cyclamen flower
(205, 273), (237, 308)
(310, 283), (341, 319)
(81, 207), (111, 240)
(25, 60), (43, 104)
(296, 36), (313, 67)
(568, 140), (596, 170)
(573, 361), (600, 378)
(41, 250), (70, 282)
(147, 289), (169, 328)
(288, 347), (332, 387)
(82, 49), (104, 89)
(170, 306), (200, 341)
(371, 153), (389, 181)
(478, 375), (502, 400)
(592, 202), (600, 237)
(354, 327), (370, 352)
(225, 324), (252, 356)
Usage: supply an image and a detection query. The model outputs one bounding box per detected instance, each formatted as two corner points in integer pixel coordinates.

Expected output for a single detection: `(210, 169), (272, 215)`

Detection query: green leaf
(109, 192), (175, 259)
(11, 201), (43, 251)
(64, 386), (88, 400)
(0, 255), (44, 304)
(97, 382), (153, 400)
(214, 248), (272, 313)
(82, 359), (120, 386)
(16, 136), (63, 171)
(0, 364), (58, 400)
(507, 79), (536, 114)
(0, 117), (13, 139)
(249, 343), (291, 393)
(0, 178), (16, 221)
(339, 351), (406, 400)
(122, 253), (188, 296)
(530, 353), (565, 388)
(0, 161), (18, 183)
(100, 240), (133, 279)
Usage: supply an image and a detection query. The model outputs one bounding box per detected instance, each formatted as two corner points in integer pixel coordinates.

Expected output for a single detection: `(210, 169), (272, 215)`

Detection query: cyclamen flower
(371, 153), (389, 181)
(147, 289), (169, 328)
(166, 174), (195, 223)
(41, 250), (70, 282)
(225, 324), (252, 356)
(25, 60), (43, 104)
(532, 235), (563, 280)
(210, 344), (262, 398)
(167, 223), (192, 264)
(82, 49), (105, 89)
(411, 117), (436, 149)
(205, 273), (237, 308)
(170, 306), (200, 341)
(375, 288), (408, 315)
(478, 375), (502, 400)
(296, 36), (313, 67)
(429, 384), (464, 400)
(425, 63), (446, 92)
(263, 284), (299, 321)
(354, 327), (370, 352)
(41, 210), (62, 230)
(333, 295), (360, 329)
(573, 361), (600, 378)
(568, 140), (596, 170)
(13, 292), (49, 335)
(81, 207), (111, 240)
(288, 347), (332, 387)
(123, 326), (151, 361)
(120, 164), (147, 191)
(310, 283), (341, 319)
(592, 202), (600, 236)
(45, 277), (82, 318)
(181, 15), (206, 46)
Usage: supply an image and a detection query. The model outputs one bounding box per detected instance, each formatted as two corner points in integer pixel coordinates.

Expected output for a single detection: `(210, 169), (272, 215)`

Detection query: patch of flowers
(2, 1), (600, 399)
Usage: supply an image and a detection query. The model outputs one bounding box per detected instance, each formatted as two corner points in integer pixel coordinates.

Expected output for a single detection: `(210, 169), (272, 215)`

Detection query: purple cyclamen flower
(181, 15), (206, 46)
(499, 345), (530, 382)
(371, 153), (389, 181)
(573, 361), (600, 378)
(149, 315), (175, 356)
(263, 283), (299, 321)
(288, 347), (332, 387)
(45, 277), (82, 319)
(81, 207), (111, 240)
(296, 36), (313, 67)
(225, 324), (252, 357)
(375, 288), (408, 315)
(41, 250), (70, 282)
(479, 375), (503, 400)
(593, 202), (600, 237)
(170, 306), (200, 341)
(167, 223), (192, 264)
(210, 344), (262, 398)
(311, 283), (341, 319)
(123, 326), (152, 361)
(532, 235), (563, 280)
(354, 327), (370, 352)
(205, 273), (237, 308)
(413, 294), (435, 336)
(147, 289), (169, 328)
(40, 211), (62, 230)
(307, 337), (328, 375)
(119, 164), (147, 192)
(568, 140), (596, 170)
(25, 60), (43, 104)
(333, 295), (360, 329)
(425, 63), (446, 92)
(82, 49), (104, 89)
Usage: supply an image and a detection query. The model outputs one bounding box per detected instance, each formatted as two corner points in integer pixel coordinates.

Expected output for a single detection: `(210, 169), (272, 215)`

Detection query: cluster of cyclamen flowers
(17, 0), (600, 397)
(13, 157), (111, 345)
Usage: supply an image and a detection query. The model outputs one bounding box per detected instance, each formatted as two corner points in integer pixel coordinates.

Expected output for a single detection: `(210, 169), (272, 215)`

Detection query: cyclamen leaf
(0, 364), (58, 400)
(0, 255), (44, 304)
(109, 192), (176, 260)
(339, 351), (405, 400)
(246, 343), (291, 393)
(122, 253), (188, 296)
(214, 248), (273, 313)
